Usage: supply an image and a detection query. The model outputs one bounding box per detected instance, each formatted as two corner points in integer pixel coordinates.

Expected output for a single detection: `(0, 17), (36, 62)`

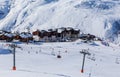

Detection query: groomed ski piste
(0, 40), (120, 77)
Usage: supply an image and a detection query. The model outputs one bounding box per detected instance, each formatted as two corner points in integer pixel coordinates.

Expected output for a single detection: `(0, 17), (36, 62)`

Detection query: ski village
(0, 0), (120, 77)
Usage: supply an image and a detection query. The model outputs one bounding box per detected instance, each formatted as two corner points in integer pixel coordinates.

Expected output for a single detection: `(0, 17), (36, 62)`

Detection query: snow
(0, 0), (120, 76)
(0, 48), (11, 54)
(20, 32), (32, 38)
(0, 40), (120, 77)
(4, 33), (13, 37)
(57, 28), (64, 33)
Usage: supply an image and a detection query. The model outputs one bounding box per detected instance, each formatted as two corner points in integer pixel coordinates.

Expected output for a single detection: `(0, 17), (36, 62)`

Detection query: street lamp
(80, 49), (91, 73)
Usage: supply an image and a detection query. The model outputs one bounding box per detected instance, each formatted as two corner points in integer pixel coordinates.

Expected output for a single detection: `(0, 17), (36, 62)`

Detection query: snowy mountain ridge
(0, 0), (120, 43)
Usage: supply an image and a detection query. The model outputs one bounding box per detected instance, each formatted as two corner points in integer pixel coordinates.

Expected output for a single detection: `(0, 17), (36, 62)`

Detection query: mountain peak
(0, 0), (120, 43)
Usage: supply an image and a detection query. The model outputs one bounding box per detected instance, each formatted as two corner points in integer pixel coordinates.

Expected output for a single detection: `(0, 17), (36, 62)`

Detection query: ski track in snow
(18, 69), (71, 77)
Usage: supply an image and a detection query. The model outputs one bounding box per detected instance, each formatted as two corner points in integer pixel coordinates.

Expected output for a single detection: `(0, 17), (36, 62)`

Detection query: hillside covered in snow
(0, 0), (120, 43)
(0, 40), (120, 77)
(1, 0), (120, 77)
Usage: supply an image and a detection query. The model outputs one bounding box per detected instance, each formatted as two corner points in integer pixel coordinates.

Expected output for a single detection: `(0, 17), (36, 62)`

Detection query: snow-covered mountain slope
(0, 41), (120, 77)
(0, 0), (120, 42)
(0, 0), (11, 19)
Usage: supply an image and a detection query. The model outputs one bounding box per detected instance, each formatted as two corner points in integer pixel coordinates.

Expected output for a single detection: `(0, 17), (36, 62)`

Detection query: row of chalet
(32, 27), (80, 42)
(0, 31), (33, 42)
(0, 27), (100, 43)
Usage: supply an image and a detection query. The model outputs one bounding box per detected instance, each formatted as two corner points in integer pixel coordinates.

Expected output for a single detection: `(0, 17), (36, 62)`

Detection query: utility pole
(13, 44), (16, 70)
(9, 43), (19, 70)
(80, 49), (91, 73)
(10, 44), (17, 70)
